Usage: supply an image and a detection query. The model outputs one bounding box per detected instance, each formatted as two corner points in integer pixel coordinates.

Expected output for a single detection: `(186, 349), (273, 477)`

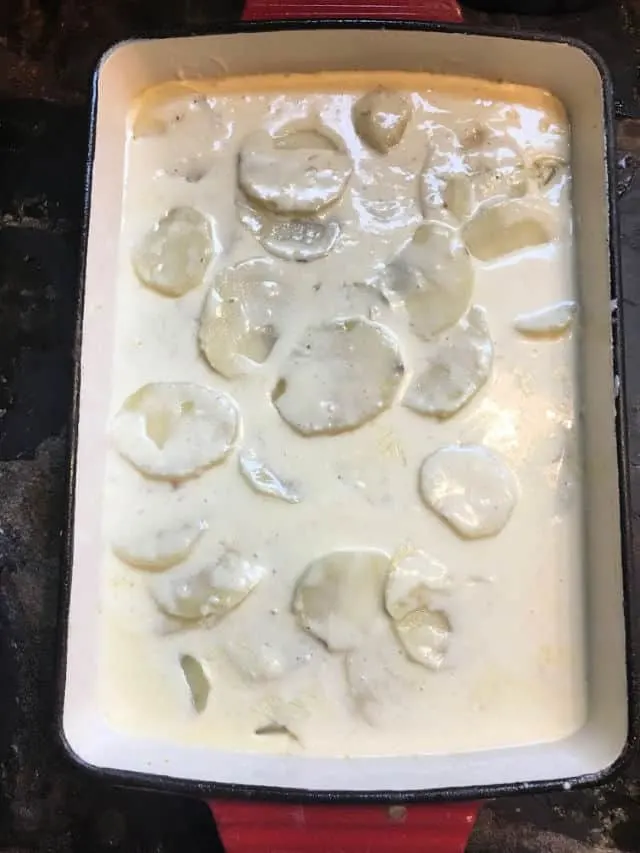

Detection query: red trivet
(209, 800), (482, 852)
(242, 0), (463, 20)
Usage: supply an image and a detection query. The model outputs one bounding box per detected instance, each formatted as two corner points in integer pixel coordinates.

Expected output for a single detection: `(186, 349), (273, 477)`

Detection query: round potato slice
(419, 445), (518, 539)
(385, 551), (450, 621)
(180, 654), (210, 713)
(224, 616), (316, 681)
(132, 207), (213, 297)
(463, 126), (528, 204)
(292, 550), (391, 651)
(403, 306), (493, 418)
(514, 300), (576, 337)
(238, 199), (341, 263)
(238, 449), (301, 504)
(261, 217), (341, 263)
(163, 154), (213, 184)
(421, 124), (526, 223)
(112, 383), (239, 480)
(382, 223), (474, 338)
(442, 172), (474, 221)
(199, 259), (286, 379)
(463, 199), (553, 262)
(530, 155), (567, 191)
(420, 125), (470, 220)
(272, 318), (405, 436)
(112, 517), (207, 571)
(394, 608), (451, 670)
(353, 87), (412, 154)
(131, 84), (206, 139)
(345, 628), (420, 724)
(153, 548), (266, 622)
(238, 130), (352, 214)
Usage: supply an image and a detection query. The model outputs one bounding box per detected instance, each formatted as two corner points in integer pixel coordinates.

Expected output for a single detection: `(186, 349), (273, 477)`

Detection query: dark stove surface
(3, 2), (640, 850)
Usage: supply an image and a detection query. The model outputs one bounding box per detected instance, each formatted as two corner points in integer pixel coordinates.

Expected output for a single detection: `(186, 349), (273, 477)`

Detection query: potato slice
(261, 217), (341, 263)
(382, 223), (474, 338)
(463, 199), (553, 262)
(254, 691), (311, 744)
(464, 127), (528, 204)
(292, 550), (391, 651)
(353, 87), (412, 153)
(131, 84), (206, 139)
(153, 548), (266, 622)
(199, 259), (285, 379)
(239, 198), (341, 262)
(345, 629), (418, 724)
(238, 130), (352, 214)
(112, 517), (207, 571)
(530, 155), (567, 190)
(238, 450), (301, 504)
(385, 551), (450, 621)
(180, 654), (210, 713)
(419, 445), (518, 539)
(394, 608), (451, 670)
(419, 126), (466, 217)
(224, 616), (316, 681)
(272, 318), (404, 436)
(421, 124), (526, 222)
(403, 306), (493, 418)
(514, 300), (576, 337)
(111, 383), (238, 480)
(442, 173), (474, 221)
(132, 207), (213, 297)
(163, 154), (213, 183)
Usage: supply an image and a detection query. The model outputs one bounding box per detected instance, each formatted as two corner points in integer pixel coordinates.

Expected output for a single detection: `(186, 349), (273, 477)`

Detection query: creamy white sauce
(101, 72), (584, 758)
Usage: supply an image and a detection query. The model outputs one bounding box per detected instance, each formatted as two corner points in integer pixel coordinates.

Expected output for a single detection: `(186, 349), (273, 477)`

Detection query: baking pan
(58, 15), (634, 807)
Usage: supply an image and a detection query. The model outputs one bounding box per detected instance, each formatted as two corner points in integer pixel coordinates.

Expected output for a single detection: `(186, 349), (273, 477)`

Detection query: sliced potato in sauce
(345, 628), (420, 724)
(292, 550), (391, 651)
(132, 207), (213, 297)
(238, 449), (301, 504)
(463, 199), (553, 261)
(273, 318), (404, 436)
(153, 548), (266, 622)
(238, 129), (352, 214)
(353, 88), (412, 153)
(199, 259), (286, 378)
(111, 383), (238, 480)
(403, 306), (493, 418)
(131, 84), (207, 139)
(464, 126), (528, 204)
(514, 300), (576, 337)
(261, 217), (341, 263)
(385, 551), (450, 621)
(239, 200), (341, 262)
(442, 173), (474, 221)
(382, 223), (474, 338)
(112, 517), (207, 571)
(394, 608), (451, 670)
(225, 616), (316, 681)
(419, 444), (518, 539)
(530, 154), (567, 190)
(180, 654), (210, 713)
(419, 125), (467, 218)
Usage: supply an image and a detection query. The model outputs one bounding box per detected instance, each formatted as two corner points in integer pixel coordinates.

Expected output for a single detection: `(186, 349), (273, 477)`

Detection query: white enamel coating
(64, 27), (627, 793)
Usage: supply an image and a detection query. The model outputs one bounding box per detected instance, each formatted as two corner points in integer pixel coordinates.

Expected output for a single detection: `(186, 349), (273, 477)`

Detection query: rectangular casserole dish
(59, 20), (634, 801)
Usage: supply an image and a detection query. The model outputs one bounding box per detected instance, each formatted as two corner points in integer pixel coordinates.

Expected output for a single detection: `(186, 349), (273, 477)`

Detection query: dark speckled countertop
(3, 1), (640, 850)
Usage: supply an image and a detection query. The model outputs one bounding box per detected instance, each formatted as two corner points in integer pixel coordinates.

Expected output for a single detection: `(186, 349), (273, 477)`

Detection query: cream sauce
(101, 71), (584, 757)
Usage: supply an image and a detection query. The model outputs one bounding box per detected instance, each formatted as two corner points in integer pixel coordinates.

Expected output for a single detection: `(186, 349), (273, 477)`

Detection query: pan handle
(242, 0), (463, 21)
(209, 800), (483, 853)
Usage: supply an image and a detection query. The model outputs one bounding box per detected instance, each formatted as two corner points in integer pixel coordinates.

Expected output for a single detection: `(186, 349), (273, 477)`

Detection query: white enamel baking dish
(58, 21), (635, 801)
